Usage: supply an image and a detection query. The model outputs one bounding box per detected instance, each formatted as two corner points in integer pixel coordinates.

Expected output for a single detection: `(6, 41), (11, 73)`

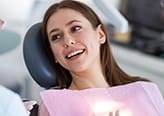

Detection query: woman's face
(46, 8), (106, 73)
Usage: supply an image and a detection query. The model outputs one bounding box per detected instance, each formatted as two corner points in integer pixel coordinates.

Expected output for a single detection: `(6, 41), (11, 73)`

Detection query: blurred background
(0, 0), (164, 101)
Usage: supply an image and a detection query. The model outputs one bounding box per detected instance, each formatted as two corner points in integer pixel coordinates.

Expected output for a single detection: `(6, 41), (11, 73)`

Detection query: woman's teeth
(66, 49), (84, 59)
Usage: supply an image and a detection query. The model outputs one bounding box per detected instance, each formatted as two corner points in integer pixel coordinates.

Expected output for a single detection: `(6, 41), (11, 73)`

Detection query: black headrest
(23, 23), (58, 88)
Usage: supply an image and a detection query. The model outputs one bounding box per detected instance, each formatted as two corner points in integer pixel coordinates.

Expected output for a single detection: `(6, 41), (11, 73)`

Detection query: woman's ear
(49, 46), (58, 63)
(54, 56), (58, 63)
(97, 25), (106, 44)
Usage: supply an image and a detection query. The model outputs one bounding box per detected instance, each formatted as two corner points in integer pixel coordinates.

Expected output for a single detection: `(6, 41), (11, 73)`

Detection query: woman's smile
(65, 49), (85, 60)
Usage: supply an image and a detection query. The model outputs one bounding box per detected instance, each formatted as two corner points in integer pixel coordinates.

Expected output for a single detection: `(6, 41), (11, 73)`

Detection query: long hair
(41, 0), (149, 88)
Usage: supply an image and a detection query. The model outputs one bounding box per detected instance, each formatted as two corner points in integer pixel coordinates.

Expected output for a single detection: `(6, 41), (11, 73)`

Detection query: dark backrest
(123, 0), (164, 32)
(23, 23), (58, 88)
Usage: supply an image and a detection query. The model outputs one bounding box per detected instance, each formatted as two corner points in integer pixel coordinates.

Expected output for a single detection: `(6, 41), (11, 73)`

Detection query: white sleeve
(0, 86), (28, 116)
(6, 93), (28, 116)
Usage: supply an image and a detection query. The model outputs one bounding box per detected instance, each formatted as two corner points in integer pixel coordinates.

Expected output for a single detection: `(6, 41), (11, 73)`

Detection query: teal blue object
(0, 30), (21, 54)
(160, 54), (164, 58)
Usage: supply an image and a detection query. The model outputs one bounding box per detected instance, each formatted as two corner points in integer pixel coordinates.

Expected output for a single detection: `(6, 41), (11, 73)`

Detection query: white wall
(0, 0), (34, 23)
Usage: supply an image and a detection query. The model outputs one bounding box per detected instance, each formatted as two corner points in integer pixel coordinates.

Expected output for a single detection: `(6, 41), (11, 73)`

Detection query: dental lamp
(81, 0), (129, 33)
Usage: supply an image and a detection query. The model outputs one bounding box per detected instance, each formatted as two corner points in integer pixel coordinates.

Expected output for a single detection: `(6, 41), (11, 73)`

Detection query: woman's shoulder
(114, 81), (160, 93)
(117, 81), (163, 101)
(132, 81), (163, 97)
(40, 88), (70, 100)
(124, 81), (159, 90)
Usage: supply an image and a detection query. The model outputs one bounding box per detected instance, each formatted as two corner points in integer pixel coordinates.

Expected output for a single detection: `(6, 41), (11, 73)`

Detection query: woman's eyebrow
(49, 28), (59, 35)
(49, 20), (81, 35)
(66, 20), (81, 26)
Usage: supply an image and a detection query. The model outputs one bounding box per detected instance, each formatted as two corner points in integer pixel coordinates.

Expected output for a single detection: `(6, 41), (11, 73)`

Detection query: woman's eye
(51, 34), (62, 41)
(71, 26), (81, 32)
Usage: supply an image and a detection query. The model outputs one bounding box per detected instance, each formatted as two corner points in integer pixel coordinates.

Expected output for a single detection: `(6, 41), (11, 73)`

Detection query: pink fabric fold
(40, 81), (164, 116)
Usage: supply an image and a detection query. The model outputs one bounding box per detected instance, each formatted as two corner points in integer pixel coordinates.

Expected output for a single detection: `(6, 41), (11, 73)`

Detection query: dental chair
(23, 23), (58, 88)
(23, 23), (58, 116)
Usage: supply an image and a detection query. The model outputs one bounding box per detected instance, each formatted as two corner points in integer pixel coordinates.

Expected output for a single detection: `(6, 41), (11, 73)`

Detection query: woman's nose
(63, 34), (76, 47)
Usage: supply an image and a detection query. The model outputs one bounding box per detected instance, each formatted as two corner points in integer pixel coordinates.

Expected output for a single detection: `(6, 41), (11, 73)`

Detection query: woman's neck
(69, 69), (109, 90)
(68, 57), (110, 90)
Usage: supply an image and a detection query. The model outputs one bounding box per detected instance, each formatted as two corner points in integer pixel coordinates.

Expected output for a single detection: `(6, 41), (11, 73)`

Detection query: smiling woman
(23, 0), (164, 116)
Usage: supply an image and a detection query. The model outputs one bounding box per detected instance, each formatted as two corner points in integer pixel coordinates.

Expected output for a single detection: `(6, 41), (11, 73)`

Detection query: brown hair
(42, 0), (149, 88)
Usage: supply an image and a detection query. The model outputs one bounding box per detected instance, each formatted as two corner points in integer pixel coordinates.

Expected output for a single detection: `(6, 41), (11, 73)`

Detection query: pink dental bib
(40, 81), (164, 116)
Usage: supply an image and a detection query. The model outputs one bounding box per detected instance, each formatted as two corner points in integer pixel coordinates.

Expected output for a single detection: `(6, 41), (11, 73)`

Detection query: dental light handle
(94, 0), (129, 33)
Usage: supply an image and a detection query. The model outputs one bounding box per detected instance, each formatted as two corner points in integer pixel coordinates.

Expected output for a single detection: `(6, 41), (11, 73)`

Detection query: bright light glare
(92, 100), (132, 116)
(93, 101), (118, 114)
